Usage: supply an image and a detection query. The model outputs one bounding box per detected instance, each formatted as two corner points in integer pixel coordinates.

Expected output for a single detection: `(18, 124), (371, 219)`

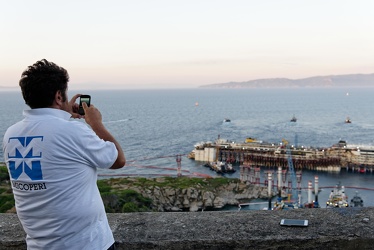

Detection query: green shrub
(0, 166), (9, 182)
(97, 180), (112, 193)
(0, 194), (15, 213)
(122, 202), (138, 213)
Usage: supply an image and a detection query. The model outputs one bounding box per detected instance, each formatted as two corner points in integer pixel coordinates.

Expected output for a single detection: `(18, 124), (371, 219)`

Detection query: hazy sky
(1, 0), (374, 89)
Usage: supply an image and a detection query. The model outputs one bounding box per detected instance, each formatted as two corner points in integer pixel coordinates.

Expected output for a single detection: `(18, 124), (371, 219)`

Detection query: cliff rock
(106, 177), (270, 212)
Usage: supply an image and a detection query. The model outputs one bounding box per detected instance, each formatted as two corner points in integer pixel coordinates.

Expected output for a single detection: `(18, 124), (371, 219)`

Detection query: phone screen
(78, 95), (91, 115)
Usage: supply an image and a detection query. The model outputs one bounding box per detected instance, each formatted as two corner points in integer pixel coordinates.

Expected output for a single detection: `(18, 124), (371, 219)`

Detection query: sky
(1, 0), (374, 89)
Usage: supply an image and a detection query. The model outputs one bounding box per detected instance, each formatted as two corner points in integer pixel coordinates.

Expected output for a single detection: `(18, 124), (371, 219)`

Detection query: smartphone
(78, 95), (91, 115)
(280, 219), (308, 227)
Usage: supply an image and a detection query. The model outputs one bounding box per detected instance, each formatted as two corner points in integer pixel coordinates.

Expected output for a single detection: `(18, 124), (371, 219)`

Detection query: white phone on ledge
(280, 219), (308, 227)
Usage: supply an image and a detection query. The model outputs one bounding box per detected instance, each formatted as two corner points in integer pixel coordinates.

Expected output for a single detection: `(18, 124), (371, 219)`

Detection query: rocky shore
(1, 163), (270, 213)
(99, 177), (270, 212)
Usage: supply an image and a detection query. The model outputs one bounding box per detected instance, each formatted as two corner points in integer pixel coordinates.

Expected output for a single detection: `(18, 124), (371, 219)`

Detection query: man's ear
(55, 91), (63, 106)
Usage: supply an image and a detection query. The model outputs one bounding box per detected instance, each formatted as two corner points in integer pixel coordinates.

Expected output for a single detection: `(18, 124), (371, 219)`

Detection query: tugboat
(204, 161), (236, 174)
(290, 115), (297, 122)
(204, 162), (222, 174)
(350, 191), (364, 207)
(326, 182), (349, 208)
(222, 162), (236, 173)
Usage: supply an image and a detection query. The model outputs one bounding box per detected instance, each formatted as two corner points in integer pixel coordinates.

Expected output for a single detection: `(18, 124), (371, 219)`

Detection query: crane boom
(286, 145), (296, 192)
(283, 139), (297, 200)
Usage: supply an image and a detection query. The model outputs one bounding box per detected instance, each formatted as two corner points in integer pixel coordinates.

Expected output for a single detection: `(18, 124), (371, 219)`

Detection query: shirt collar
(23, 108), (72, 121)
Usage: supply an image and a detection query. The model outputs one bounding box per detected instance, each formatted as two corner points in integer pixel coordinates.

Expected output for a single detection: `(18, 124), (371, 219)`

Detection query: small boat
(223, 118), (231, 123)
(204, 161), (236, 174)
(345, 117), (351, 123)
(222, 162), (236, 173)
(326, 182), (349, 208)
(273, 197), (300, 210)
(350, 191), (364, 207)
(290, 115), (297, 122)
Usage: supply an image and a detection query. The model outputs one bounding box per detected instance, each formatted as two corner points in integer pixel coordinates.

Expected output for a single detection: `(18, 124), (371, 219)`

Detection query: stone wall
(2, 207), (374, 249)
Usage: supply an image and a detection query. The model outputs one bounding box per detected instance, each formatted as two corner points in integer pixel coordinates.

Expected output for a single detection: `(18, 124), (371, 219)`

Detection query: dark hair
(19, 59), (69, 108)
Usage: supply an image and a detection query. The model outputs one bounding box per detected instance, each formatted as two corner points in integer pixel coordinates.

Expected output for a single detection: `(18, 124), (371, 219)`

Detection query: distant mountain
(200, 73), (374, 88)
(0, 86), (18, 90)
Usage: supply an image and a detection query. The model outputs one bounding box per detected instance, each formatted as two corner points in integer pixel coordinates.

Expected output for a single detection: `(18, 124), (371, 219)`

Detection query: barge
(189, 138), (374, 173)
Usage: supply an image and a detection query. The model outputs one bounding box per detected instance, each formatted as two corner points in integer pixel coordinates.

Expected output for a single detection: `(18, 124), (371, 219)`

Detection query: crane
(282, 139), (298, 205)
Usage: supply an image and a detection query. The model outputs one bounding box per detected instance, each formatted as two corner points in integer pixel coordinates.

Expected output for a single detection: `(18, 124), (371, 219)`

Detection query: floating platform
(189, 139), (374, 173)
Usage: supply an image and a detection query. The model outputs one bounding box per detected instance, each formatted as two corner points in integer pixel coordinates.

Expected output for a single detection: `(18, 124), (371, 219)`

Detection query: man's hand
(69, 94), (82, 119)
(82, 102), (103, 128)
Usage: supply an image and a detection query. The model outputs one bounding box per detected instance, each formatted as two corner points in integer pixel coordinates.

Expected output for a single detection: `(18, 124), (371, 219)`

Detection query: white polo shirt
(2, 108), (118, 250)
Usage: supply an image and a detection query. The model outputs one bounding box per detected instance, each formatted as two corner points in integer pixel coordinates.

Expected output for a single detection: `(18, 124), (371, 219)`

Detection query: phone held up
(78, 95), (91, 115)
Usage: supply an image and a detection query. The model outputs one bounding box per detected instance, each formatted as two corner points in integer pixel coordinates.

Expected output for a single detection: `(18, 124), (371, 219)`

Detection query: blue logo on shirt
(7, 136), (44, 180)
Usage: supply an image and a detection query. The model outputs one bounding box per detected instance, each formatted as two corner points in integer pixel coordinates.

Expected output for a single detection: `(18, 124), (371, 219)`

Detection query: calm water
(2, 88), (374, 208)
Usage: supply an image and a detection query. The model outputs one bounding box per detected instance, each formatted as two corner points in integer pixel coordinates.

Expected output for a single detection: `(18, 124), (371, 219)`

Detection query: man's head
(19, 59), (69, 109)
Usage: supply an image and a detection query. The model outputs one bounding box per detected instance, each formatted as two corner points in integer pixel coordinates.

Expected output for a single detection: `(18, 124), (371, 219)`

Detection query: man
(2, 59), (126, 250)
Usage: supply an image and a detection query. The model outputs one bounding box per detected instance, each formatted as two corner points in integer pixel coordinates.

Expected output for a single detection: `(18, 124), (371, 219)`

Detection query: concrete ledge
(2, 207), (374, 249)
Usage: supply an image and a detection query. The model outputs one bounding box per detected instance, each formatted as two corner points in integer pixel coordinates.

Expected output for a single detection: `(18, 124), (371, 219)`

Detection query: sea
(2, 87), (374, 210)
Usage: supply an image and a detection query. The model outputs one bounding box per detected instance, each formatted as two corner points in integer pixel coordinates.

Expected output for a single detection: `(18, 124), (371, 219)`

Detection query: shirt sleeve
(72, 121), (119, 169)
